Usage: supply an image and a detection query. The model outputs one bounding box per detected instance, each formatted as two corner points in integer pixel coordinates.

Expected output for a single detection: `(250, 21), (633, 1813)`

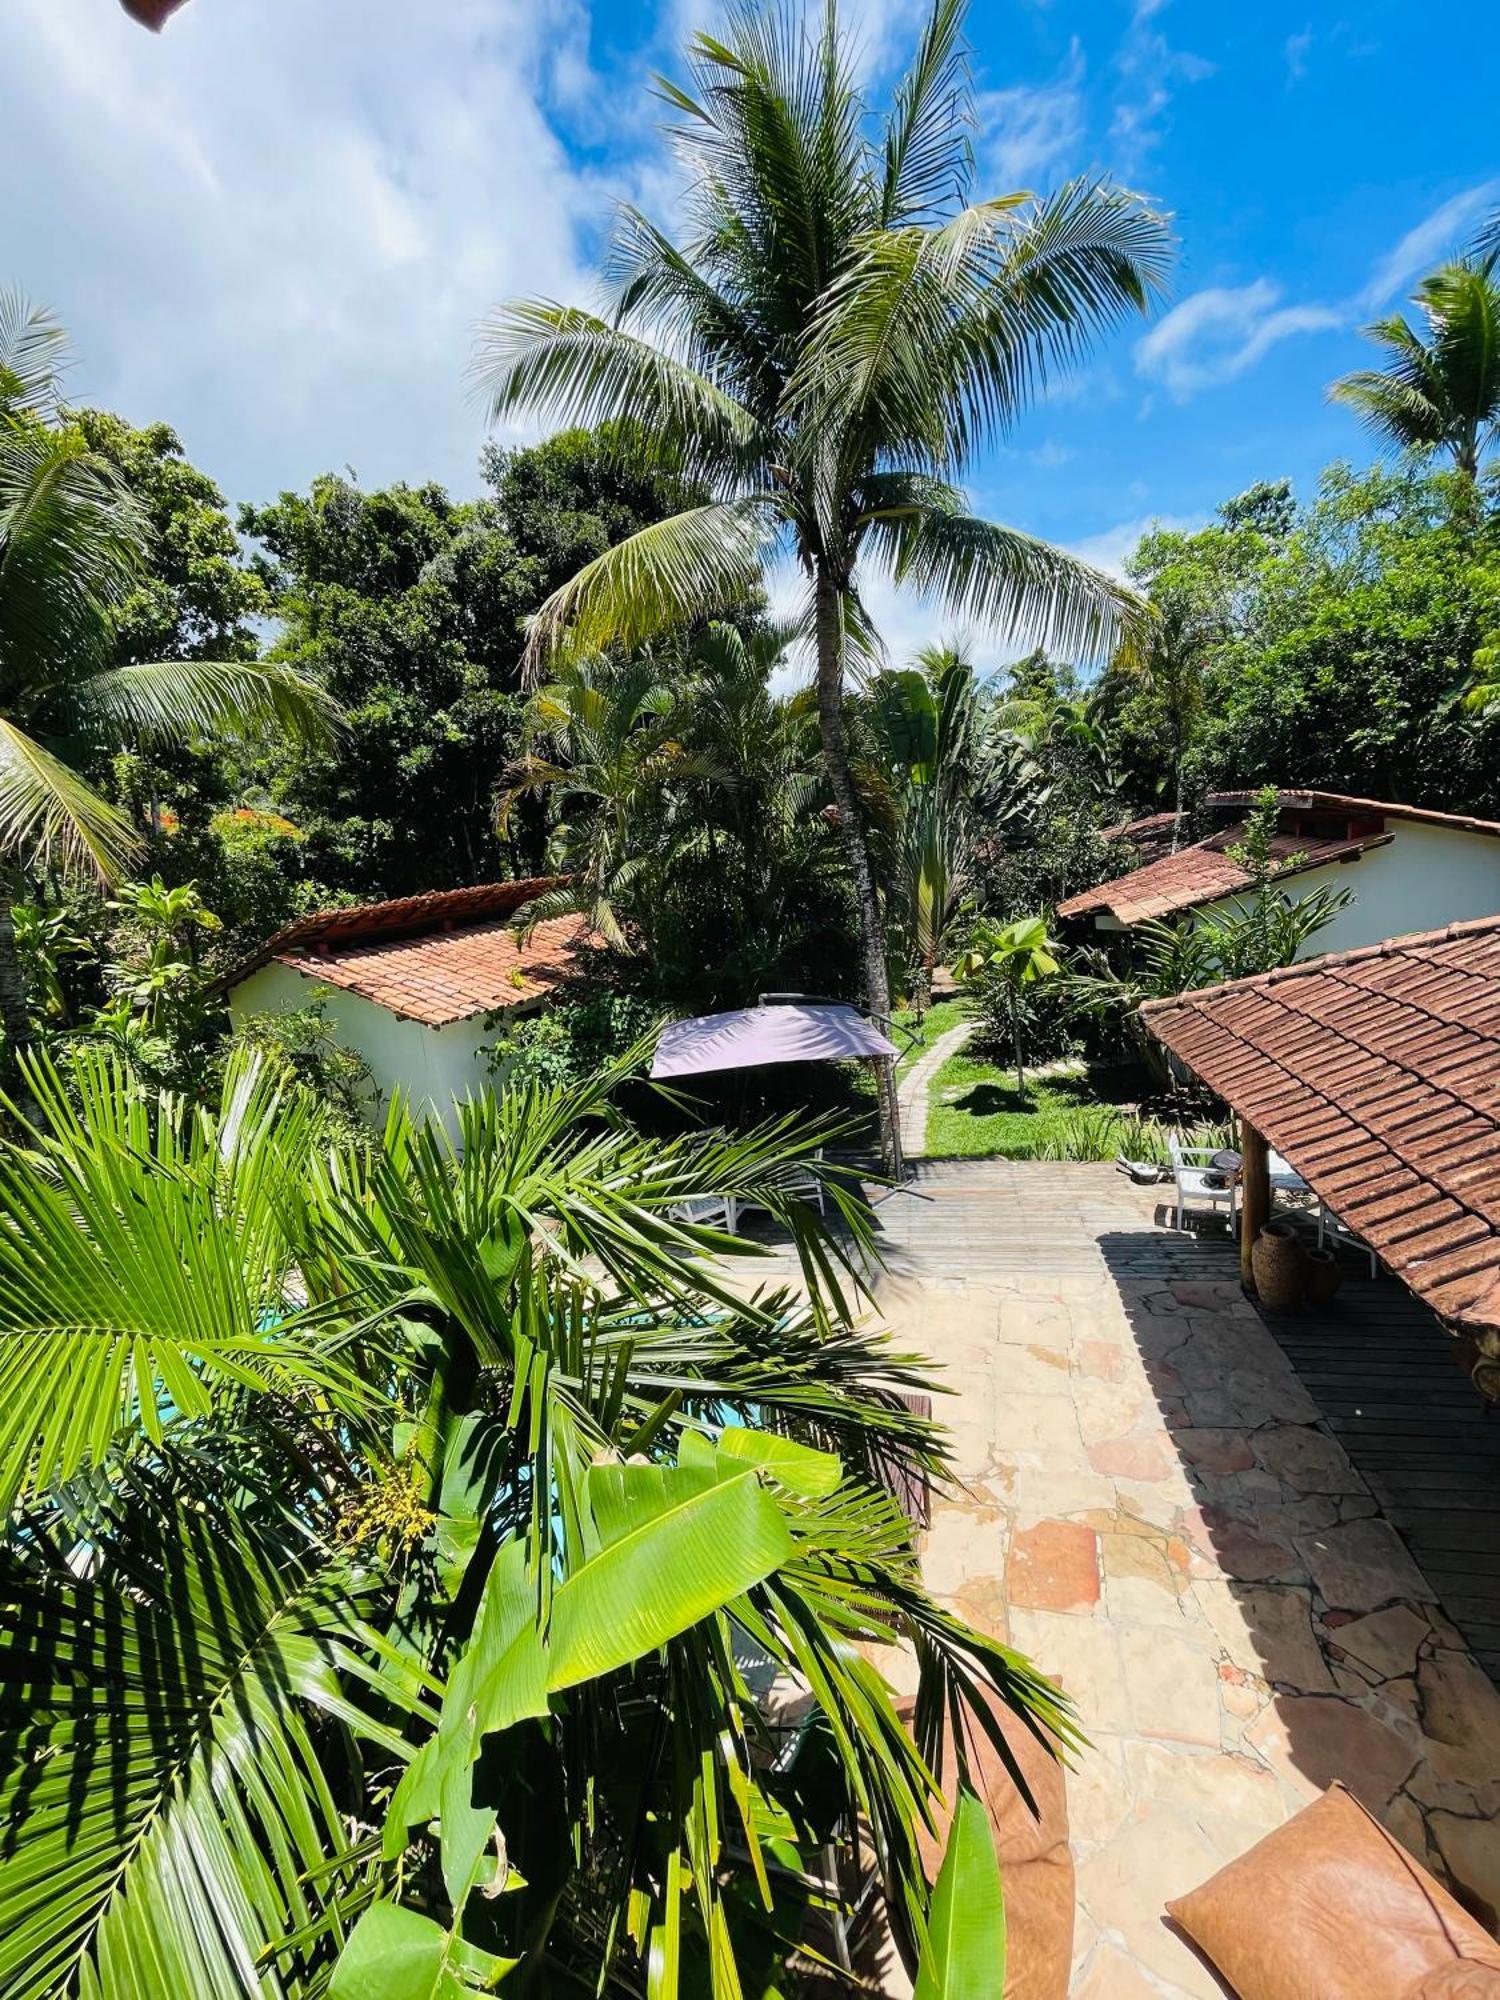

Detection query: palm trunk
(813, 567), (902, 1175)
(1009, 987), (1026, 1096)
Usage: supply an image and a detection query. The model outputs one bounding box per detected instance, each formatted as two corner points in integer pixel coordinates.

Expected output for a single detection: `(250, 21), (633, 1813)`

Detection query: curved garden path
(896, 1017), (972, 1159)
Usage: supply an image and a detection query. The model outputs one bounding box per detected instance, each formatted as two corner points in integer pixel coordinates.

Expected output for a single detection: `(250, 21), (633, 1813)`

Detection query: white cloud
(1284, 28), (1312, 82)
(1136, 280), (1341, 398)
(1358, 181), (1499, 310)
(1065, 511), (1200, 582)
(1, 0), (618, 503)
(1109, 4), (1214, 175)
(979, 40), (1086, 190)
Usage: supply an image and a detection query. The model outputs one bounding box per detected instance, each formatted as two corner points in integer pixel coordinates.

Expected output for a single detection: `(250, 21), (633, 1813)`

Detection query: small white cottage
(1058, 790), (1500, 956)
(223, 878), (591, 1132)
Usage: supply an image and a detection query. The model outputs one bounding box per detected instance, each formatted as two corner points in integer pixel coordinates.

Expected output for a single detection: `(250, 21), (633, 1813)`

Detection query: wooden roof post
(1240, 1118), (1269, 1291)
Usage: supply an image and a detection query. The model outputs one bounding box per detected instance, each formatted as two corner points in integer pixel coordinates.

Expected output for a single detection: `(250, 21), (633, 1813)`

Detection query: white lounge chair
(665, 1193), (739, 1233)
(1168, 1138), (1237, 1234)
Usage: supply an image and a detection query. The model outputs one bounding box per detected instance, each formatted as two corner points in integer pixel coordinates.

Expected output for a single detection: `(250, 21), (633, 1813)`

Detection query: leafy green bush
(483, 991), (659, 1092)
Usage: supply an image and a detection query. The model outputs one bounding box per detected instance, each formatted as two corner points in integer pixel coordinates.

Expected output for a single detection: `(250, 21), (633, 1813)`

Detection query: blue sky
(4, 0), (1496, 656)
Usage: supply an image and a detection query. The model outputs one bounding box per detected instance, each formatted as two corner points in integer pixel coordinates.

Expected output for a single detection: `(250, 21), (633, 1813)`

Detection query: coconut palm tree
(1329, 259), (1500, 478)
(472, 0), (1172, 1168)
(0, 1040), (1068, 1995)
(0, 292), (335, 1068)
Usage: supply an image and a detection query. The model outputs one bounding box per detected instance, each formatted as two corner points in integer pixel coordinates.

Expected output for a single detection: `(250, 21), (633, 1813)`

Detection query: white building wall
(227, 962), (506, 1137)
(1194, 821), (1500, 957)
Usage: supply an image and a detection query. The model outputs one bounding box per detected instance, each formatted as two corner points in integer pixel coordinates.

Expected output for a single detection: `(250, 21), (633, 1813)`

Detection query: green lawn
(892, 996), (970, 1076)
(921, 1043), (1232, 1163)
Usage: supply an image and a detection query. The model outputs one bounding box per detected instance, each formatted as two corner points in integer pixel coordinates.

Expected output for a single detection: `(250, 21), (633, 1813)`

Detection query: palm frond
(0, 290), (69, 420)
(0, 422), (143, 689)
(881, 0), (973, 225)
(522, 499), (775, 674)
(865, 502), (1148, 663)
(65, 656), (340, 752)
(0, 717), (139, 879)
(0, 1045), (369, 1512)
(0, 1468), (408, 2000)
(472, 301), (763, 489)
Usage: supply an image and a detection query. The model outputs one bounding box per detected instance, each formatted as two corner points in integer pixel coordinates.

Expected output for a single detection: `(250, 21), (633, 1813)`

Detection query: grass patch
(892, 997), (969, 1076)
(922, 1048), (1230, 1163)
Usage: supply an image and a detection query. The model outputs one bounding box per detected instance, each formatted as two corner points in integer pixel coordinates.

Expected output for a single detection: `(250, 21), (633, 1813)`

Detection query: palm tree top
(474, 0), (1173, 675)
(1328, 256), (1500, 478)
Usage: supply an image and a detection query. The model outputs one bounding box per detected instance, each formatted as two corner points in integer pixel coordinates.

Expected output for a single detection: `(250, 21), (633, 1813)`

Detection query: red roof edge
(219, 876), (569, 994)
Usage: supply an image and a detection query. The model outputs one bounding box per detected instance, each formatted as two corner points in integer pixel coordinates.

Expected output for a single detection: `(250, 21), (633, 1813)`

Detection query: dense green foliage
(243, 431), (696, 899)
(1100, 464), (1500, 817)
(0, 1044), (1052, 1995)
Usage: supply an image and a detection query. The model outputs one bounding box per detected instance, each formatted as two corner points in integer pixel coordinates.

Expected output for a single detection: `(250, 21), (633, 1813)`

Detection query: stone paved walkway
(757, 1162), (1500, 1994)
(895, 1019), (972, 1158)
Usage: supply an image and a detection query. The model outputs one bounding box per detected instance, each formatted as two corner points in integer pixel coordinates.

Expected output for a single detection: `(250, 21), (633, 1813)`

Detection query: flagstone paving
(802, 1162), (1500, 1994)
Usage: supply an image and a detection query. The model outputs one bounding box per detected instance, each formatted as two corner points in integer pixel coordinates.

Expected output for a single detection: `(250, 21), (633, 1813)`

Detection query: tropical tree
(472, 0), (1172, 1166)
(500, 650), (693, 948)
(1064, 881), (1354, 1083)
(0, 1041), (1068, 1995)
(0, 292), (335, 1071)
(869, 646), (984, 1015)
(1329, 258), (1500, 478)
(952, 913), (1061, 1093)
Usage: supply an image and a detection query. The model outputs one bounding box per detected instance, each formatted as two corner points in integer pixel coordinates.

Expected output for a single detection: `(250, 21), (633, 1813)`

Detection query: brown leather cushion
(899, 1690), (1073, 2000)
(1166, 1784), (1500, 2000)
(1406, 1970), (1500, 1998)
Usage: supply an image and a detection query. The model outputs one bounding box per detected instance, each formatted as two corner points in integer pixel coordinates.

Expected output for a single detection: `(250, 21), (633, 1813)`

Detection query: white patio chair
(664, 1192), (739, 1233)
(734, 1146), (827, 1225)
(1318, 1201), (1377, 1276)
(1168, 1138), (1237, 1234)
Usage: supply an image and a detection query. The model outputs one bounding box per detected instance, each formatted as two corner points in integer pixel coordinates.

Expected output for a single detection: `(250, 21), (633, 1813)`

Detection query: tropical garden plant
(0, 1040), (1066, 1995)
(0, 291), (335, 1072)
(472, 0), (1172, 1166)
(952, 914), (1062, 1093)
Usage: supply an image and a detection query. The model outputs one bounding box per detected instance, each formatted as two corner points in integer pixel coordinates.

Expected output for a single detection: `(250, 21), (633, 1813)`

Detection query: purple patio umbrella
(650, 1003), (898, 1079)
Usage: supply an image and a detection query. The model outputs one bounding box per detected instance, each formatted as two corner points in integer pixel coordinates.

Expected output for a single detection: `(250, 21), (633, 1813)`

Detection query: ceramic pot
(1303, 1245), (1344, 1307)
(1251, 1219), (1306, 1311)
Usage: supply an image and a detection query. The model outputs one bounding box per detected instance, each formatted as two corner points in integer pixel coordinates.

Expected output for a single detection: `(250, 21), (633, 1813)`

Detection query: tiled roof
(1064, 790), (1500, 927)
(1101, 810), (1184, 866)
(223, 878), (595, 1027)
(1058, 828), (1383, 924)
(1143, 916), (1500, 1336)
(1210, 790), (1500, 841)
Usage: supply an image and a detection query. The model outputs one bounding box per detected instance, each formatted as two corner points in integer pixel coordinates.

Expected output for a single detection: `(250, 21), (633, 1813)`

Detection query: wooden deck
(1255, 1269), (1500, 1682)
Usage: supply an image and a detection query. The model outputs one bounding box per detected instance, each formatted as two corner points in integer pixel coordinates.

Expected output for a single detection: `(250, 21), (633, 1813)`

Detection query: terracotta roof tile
(274, 912), (595, 1027)
(1143, 917), (1500, 1336)
(219, 877), (595, 1028)
(1059, 788), (1500, 927)
(1057, 828), (1385, 923)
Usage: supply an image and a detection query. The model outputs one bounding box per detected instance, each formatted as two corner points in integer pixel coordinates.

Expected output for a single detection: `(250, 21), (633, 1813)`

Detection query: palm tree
(0, 1040), (1071, 1995)
(1329, 259), (1500, 478)
(499, 650), (693, 948)
(0, 292), (335, 1069)
(869, 645), (983, 1013)
(1117, 589), (1215, 842)
(472, 0), (1172, 1167)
